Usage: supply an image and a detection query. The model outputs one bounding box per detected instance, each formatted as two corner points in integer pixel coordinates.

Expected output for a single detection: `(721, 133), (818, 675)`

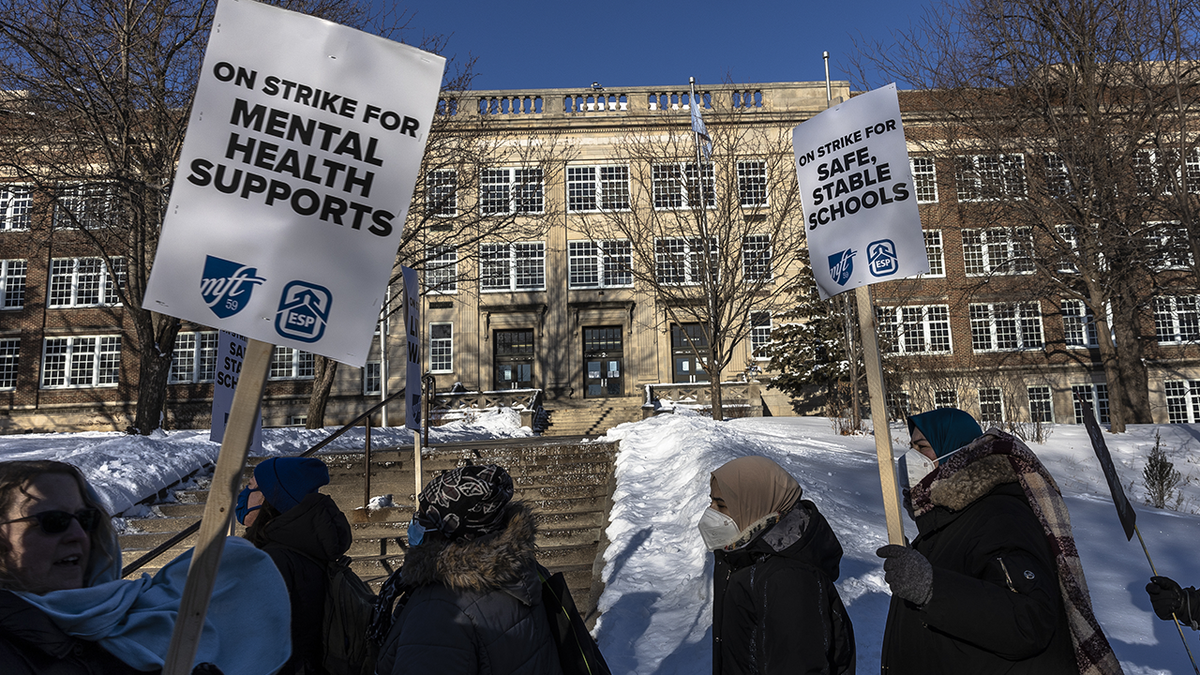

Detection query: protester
(1146, 576), (1200, 628)
(702, 455), (855, 674)
(372, 464), (563, 675)
(237, 456), (351, 675)
(878, 408), (1121, 674)
(0, 459), (289, 674)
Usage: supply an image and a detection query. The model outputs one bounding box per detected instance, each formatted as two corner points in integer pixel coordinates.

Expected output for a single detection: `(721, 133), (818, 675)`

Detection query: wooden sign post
(162, 338), (272, 674)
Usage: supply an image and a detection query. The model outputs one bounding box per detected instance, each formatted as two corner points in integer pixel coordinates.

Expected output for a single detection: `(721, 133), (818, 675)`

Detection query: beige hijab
(711, 456), (802, 531)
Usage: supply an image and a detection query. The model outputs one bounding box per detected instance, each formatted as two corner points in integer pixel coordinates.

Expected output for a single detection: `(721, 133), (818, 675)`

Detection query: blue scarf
(907, 407), (984, 461)
(15, 536), (290, 675)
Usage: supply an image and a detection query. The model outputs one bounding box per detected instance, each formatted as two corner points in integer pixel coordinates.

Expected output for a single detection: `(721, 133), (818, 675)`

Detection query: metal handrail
(121, 387), (408, 578)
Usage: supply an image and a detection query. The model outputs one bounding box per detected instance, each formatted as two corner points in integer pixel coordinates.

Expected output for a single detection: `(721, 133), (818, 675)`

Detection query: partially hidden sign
(791, 84), (928, 300)
(1076, 393), (1137, 541)
(144, 0), (445, 367)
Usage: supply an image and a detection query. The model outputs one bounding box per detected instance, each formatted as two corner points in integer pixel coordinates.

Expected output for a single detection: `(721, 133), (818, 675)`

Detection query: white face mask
(898, 449), (938, 491)
(698, 507), (741, 551)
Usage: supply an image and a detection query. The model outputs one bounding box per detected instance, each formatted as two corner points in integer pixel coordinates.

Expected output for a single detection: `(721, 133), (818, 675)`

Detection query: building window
(425, 246), (457, 294)
(955, 153), (1027, 201)
(1027, 386), (1054, 423)
(737, 160), (768, 207)
(888, 391), (912, 419)
(40, 335), (121, 388)
(287, 414), (308, 427)
(269, 347), (314, 380)
(970, 302), (1044, 352)
(1165, 380), (1200, 423)
(1145, 222), (1195, 271)
(1044, 153), (1092, 199)
(480, 242), (545, 291)
(55, 183), (117, 230)
(934, 390), (958, 409)
(741, 234), (772, 282)
(1061, 299), (1098, 348)
(48, 257), (126, 308)
(566, 165), (630, 212)
(0, 185), (31, 231)
(1055, 225), (1080, 274)
(568, 240), (633, 289)
(750, 312), (772, 359)
(1072, 383), (1109, 424)
(1135, 148), (1200, 195)
(655, 237), (718, 285)
(0, 338), (18, 389)
(1154, 295), (1200, 343)
(169, 331), (218, 384)
(652, 162), (715, 210)
(1, 259), (27, 309)
(978, 387), (1004, 425)
(911, 157), (938, 203)
(363, 361), (381, 396)
(962, 227), (1034, 276)
(430, 323), (453, 373)
(425, 170), (458, 216)
(922, 231), (945, 277)
(480, 167), (543, 215)
(877, 305), (953, 354)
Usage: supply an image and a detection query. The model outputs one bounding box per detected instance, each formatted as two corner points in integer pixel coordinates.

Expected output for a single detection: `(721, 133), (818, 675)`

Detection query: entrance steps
(541, 396), (644, 436)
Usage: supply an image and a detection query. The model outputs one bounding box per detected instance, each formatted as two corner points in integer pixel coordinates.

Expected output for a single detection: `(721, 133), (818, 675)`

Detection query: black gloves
(1147, 576), (1198, 628)
(877, 544), (933, 606)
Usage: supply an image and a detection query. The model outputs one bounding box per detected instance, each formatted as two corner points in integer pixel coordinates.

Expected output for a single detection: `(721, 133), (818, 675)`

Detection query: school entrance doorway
(494, 329), (534, 389)
(672, 323), (710, 384)
(583, 326), (623, 397)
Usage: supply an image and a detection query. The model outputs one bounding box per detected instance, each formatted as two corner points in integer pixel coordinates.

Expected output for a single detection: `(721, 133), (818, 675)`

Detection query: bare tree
(577, 89), (807, 420)
(852, 0), (1200, 431)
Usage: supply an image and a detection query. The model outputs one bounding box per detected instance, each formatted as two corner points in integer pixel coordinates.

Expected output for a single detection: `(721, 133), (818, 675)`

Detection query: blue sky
(377, 0), (925, 91)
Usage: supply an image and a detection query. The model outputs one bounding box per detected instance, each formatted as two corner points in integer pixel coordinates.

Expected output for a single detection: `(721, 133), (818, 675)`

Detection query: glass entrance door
(583, 327), (623, 397)
(671, 323), (710, 383)
(494, 329), (534, 389)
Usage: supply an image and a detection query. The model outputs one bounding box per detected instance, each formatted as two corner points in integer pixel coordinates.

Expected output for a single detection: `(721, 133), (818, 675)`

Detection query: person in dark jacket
(877, 408), (1121, 675)
(1146, 576), (1200, 628)
(0, 460), (288, 675)
(238, 456), (352, 675)
(701, 455), (855, 675)
(374, 464), (563, 675)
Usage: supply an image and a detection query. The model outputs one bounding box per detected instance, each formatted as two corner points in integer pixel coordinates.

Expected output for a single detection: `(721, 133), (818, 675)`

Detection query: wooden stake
(162, 338), (272, 675)
(855, 285), (906, 545)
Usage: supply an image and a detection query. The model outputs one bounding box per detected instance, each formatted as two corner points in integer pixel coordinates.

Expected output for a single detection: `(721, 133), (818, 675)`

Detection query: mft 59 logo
(200, 256), (266, 319)
(275, 281), (332, 343)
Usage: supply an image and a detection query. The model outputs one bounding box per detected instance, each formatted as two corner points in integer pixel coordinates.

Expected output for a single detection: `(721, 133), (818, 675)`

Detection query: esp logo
(274, 281), (332, 343)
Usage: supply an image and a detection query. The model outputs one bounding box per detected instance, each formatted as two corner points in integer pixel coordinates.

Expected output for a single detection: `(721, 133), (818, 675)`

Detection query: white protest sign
(144, 0), (445, 366)
(210, 330), (262, 450)
(792, 84), (927, 300)
(401, 266), (421, 431)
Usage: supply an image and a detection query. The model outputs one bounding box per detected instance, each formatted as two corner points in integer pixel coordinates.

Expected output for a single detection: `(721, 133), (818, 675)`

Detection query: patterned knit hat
(415, 464), (514, 541)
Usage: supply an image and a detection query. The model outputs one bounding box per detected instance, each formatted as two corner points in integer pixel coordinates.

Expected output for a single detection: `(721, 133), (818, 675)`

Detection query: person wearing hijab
(878, 408), (1121, 675)
(700, 455), (855, 675)
(373, 464), (563, 675)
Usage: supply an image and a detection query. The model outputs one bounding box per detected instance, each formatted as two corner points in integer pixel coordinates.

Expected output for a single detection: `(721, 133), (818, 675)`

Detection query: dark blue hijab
(907, 408), (984, 462)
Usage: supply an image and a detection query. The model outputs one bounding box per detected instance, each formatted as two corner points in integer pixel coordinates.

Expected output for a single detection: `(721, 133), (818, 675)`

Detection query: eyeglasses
(0, 508), (103, 534)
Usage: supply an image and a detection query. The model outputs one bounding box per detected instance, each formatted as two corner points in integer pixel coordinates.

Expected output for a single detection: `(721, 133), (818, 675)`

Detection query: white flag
(691, 95), (712, 159)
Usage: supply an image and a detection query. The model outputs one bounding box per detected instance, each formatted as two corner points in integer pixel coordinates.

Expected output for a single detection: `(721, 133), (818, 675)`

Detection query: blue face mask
(235, 486), (262, 525)
(407, 519), (426, 547)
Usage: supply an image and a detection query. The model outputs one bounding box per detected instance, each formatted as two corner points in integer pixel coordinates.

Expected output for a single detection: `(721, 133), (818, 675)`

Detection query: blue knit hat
(253, 457), (330, 513)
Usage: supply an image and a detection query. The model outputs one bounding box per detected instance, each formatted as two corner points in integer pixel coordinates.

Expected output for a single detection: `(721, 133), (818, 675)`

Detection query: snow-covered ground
(2, 410), (1199, 674)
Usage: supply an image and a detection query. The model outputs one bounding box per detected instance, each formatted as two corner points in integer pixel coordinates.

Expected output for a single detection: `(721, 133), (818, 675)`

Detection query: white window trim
(0, 184), (32, 231)
(169, 331), (218, 384)
(1, 259), (27, 310)
(425, 169), (458, 217)
(55, 183), (118, 230)
(962, 227), (1034, 277)
(736, 160), (769, 208)
(651, 162), (715, 211)
(969, 301), (1044, 352)
(40, 335), (121, 389)
(911, 156), (939, 204)
(1027, 386), (1054, 423)
(566, 164), (631, 213)
(425, 246), (458, 295)
(269, 346), (315, 380)
(48, 257), (126, 308)
(0, 337), (18, 390)
(877, 304), (953, 355)
(750, 311), (772, 360)
(479, 167), (544, 216)
(429, 322), (454, 374)
(567, 240), (633, 289)
(479, 241), (547, 292)
(955, 153), (1027, 202)
(655, 236), (719, 286)
(1154, 294), (1200, 344)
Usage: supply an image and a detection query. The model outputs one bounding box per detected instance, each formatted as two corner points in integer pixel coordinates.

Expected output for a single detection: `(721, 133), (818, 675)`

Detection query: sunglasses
(0, 508), (103, 534)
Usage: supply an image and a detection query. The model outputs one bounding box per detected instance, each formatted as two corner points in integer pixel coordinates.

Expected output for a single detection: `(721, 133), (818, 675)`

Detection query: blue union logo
(200, 256), (266, 319)
(275, 280), (332, 343)
(868, 239), (899, 277)
(828, 248), (856, 286)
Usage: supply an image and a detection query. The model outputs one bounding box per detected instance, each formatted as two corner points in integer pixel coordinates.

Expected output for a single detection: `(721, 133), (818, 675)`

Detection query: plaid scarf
(908, 429), (1124, 675)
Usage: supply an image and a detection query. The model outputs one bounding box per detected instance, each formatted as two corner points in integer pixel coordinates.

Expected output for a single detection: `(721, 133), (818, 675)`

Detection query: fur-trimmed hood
(928, 454), (1018, 512)
(401, 501), (539, 594)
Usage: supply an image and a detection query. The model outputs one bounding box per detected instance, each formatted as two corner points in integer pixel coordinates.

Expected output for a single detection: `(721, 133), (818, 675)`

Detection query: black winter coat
(880, 457), (1077, 674)
(376, 502), (563, 675)
(713, 500), (855, 675)
(0, 590), (150, 675)
(253, 491), (352, 675)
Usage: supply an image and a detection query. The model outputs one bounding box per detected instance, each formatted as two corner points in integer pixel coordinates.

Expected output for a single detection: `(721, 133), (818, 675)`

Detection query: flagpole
(689, 77), (717, 396)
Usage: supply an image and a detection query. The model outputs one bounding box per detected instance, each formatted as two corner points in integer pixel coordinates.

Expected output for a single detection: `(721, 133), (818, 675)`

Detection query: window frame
(962, 227), (1034, 276)
(741, 234), (773, 283)
(47, 257), (126, 308)
(0, 259), (27, 309)
(425, 246), (458, 294)
(978, 387), (1005, 425)
(1027, 386), (1054, 423)
(655, 236), (719, 285)
(0, 337), (18, 389)
(55, 183), (118, 230)
(566, 164), (631, 213)
(911, 156), (938, 203)
(955, 153), (1027, 202)
(567, 240), (633, 289)
(479, 241), (546, 292)
(40, 335), (121, 389)
(750, 311), (772, 360)
(736, 160), (768, 208)
(1154, 294), (1200, 344)
(429, 322), (453, 373)
(0, 184), (32, 231)
(876, 304), (953, 355)
(1165, 379), (1200, 424)
(268, 346), (315, 380)
(1061, 299), (1099, 348)
(479, 167), (544, 216)
(169, 331), (218, 384)
(651, 162), (715, 210)
(425, 169), (458, 217)
(969, 301), (1044, 352)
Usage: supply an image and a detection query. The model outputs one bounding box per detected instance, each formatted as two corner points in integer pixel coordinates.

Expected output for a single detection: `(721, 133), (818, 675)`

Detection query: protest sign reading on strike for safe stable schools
(143, 0), (445, 367)
(792, 84), (928, 300)
(210, 330), (262, 451)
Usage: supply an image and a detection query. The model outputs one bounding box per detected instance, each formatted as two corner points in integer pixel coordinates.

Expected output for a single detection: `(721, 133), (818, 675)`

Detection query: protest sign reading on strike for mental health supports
(792, 84), (928, 300)
(143, 0), (445, 367)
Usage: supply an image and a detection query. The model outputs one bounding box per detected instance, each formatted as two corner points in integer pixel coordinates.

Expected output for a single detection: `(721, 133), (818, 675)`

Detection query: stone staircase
(118, 437), (618, 619)
(541, 397), (644, 436)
